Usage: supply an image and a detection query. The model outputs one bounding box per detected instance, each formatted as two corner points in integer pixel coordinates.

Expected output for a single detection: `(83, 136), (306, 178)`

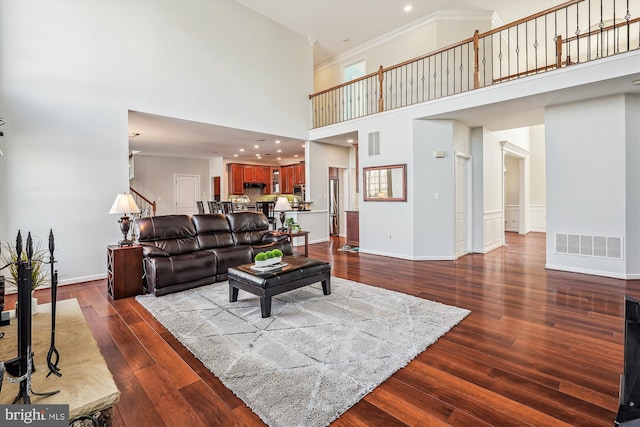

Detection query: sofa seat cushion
(208, 245), (253, 275)
(147, 251), (216, 289)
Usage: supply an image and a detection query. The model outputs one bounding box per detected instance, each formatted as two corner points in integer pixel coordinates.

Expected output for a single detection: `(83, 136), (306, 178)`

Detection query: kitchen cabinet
(244, 165), (269, 184)
(281, 165), (295, 194)
(244, 166), (256, 182)
(294, 162), (305, 184)
(270, 167), (280, 194)
(229, 163), (301, 195)
(228, 163), (245, 195)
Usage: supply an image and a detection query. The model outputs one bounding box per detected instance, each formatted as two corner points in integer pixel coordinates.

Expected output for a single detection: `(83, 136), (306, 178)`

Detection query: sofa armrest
(142, 245), (170, 258)
(261, 231), (289, 244)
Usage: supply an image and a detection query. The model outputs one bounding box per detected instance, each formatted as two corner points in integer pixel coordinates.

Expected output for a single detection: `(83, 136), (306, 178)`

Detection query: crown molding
(315, 10), (499, 72)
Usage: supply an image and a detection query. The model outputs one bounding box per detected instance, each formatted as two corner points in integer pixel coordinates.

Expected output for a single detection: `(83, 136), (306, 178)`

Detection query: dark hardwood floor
(7, 232), (637, 426)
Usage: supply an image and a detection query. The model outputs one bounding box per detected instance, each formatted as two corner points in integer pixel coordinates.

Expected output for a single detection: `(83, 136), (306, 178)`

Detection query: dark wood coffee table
(227, 255), (331, 317)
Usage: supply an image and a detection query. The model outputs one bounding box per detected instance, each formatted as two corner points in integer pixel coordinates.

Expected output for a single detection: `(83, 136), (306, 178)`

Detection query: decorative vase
(254, 256), (282, 267)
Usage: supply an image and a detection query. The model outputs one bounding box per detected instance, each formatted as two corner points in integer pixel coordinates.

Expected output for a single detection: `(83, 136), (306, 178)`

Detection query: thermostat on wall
(433, 150), (446, 158)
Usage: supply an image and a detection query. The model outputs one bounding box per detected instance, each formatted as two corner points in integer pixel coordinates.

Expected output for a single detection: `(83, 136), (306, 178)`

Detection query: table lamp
(109, 193), (140, 246)
(274, 196), (292, 232)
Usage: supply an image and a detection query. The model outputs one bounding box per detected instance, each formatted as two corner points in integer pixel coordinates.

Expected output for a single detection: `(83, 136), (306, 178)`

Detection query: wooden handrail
(309, 70), (379, 99)
(130, 187), (157, 216)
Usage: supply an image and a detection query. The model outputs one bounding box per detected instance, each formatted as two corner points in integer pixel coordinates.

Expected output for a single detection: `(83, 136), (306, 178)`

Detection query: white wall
(307, 141), (350, 212)
(130, 155), (210, 216)
(0, 0), (312, 284)
(545, 94), (634, 278)
(625, 94), (640, 276)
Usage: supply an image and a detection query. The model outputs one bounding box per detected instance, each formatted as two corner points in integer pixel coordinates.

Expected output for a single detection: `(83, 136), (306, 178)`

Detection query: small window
(368, 131), (380, 156)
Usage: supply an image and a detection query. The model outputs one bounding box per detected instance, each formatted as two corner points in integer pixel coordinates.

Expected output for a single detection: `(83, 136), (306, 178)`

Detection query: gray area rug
(137, 277), (469, 427)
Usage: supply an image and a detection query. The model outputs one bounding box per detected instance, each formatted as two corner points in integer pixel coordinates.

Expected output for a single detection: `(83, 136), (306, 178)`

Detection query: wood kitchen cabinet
(281, 165), (295, 194)
(243, 165), (269, 184)
(294, 162), (305, 184)
(243, 166), (256, 182)
(228, 163), (245, 195)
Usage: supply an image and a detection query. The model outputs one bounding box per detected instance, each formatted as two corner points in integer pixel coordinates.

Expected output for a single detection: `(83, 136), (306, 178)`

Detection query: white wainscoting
(505, 205), (546, 233)
(530, 205), (547, 232)
(484, 210), (504, 252)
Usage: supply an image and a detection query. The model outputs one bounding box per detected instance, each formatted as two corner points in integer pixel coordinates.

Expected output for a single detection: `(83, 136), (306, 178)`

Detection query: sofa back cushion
(226, 212), (269, 245)
(192, 214), (235, 249)
(134, 215), (198, 255)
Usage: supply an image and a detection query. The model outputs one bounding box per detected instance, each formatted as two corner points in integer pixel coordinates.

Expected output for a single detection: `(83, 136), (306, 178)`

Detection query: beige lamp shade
(274, 196), (292, 212)
(109, 193), (140, 215)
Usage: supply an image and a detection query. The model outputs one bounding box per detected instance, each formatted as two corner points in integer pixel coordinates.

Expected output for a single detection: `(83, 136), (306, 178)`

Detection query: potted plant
(254, 249), (283, 267)
(2, 239), (49, 313)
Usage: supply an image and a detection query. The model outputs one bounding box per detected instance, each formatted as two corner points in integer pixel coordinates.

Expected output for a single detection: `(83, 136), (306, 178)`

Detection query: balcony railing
(309, 0), (640, 128)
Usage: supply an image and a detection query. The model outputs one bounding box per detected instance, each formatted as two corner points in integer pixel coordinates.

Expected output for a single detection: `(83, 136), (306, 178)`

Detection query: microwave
(293, 184), (305, 197)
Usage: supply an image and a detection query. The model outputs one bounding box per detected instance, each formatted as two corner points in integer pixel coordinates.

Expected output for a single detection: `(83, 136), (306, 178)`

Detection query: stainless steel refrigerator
(329, 178), (339, 236)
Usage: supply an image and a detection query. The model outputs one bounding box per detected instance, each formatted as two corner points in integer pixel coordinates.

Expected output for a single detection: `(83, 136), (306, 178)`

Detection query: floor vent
(555, 233), (623, 259)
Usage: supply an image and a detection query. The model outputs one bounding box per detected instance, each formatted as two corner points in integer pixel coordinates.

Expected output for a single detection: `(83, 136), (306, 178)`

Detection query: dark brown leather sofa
(134, 212), (292, 296)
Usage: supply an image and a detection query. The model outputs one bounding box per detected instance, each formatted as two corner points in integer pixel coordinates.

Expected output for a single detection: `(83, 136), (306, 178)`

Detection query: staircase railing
(130, 187), (156, 218)
(309, 0), (640, 128)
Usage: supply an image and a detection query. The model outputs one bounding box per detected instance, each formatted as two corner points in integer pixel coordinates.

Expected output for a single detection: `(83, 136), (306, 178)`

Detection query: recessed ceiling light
(294, 155), (298, 158)
(275, 140), (281, 144)
(234, 154), (238, 157)
(404, 5), (412, 12)
(277, 157), (281, 160)
(255, 153), (260, 157)
(239, 148), (245, 152)
(302, 144), (305, 148)
(342, 36), (350, 42)
(254, 145), (259, 149)
(277, 149), (282, 153)
(347, 139), (354, 143)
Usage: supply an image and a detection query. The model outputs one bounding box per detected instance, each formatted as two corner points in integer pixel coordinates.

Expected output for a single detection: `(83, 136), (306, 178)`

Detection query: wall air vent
(555, 233), (623, 260)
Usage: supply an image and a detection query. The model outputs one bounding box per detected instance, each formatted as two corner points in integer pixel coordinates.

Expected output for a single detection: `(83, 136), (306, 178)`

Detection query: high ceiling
(236, 0), (562, 66)
(128, 1), (577, 162)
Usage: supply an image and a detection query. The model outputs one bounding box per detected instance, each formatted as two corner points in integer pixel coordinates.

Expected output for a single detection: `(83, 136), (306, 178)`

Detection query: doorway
(455, 153), (472, 257)
(501, 141), (528, 236)
(175, 174), (200, 214)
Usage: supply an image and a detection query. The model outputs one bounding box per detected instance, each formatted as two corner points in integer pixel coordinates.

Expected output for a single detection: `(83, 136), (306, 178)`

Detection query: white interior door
(175, 174), (200, 214)
(455, 155), (469, 257)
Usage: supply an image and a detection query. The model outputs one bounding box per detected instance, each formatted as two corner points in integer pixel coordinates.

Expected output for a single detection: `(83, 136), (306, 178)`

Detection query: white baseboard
(545, 263), (636, 280)
(358, 249), (456, 261)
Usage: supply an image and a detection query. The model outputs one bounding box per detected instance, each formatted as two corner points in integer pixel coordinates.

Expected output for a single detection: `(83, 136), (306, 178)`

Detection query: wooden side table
(107, 245), (143, 300)
(285, 230), (310, 257)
